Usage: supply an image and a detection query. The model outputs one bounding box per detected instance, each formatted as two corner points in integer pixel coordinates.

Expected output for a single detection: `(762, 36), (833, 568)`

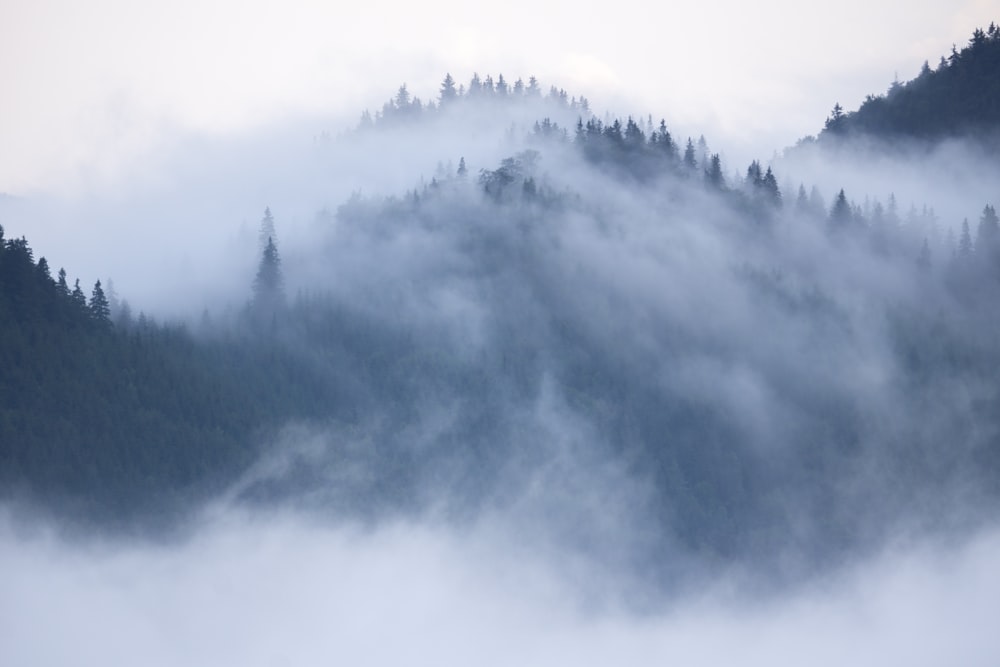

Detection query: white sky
(0, 0), (996, 194)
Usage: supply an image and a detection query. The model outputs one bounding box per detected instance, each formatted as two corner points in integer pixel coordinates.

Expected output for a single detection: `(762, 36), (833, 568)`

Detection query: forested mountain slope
(2, 68), (1000, 585)
(816, 25), (1000, 143)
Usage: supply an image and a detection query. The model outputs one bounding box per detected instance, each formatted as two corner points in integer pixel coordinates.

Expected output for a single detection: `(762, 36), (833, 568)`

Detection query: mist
(3, 508), (999, 667)
(3, 65), (1000, 664)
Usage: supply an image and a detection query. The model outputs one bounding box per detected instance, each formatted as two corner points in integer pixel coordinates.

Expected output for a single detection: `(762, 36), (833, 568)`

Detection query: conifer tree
(683, 138), (697, 171)
(959, 218), (973, 257)
(259, 207), (277, 251)
(89, 280), (111, 323)
(828, 189), (854, 233)
(762, 167), (781, 208)
(439, 73), (458, 104)
(705, 154), (724, 188)
(71, 279), (86, 310)
(976, 204), (999, 252)
(252, 237), (285, 316)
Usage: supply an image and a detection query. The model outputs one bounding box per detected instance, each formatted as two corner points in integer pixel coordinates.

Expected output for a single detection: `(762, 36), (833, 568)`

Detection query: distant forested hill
(817, 24), (1000, 143)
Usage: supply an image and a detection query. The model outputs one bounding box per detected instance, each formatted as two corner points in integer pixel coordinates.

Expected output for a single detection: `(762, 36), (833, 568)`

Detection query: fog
(1, 0), (984, 193)
(3, 74), (1000, 662)
(2, 509), (999, 666)
(779, 134), (1000, 239)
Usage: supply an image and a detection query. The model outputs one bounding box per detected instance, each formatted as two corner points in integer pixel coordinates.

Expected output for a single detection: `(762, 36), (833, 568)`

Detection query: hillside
(2, 72), (1000, 585)
(817, 24), (1000, 143)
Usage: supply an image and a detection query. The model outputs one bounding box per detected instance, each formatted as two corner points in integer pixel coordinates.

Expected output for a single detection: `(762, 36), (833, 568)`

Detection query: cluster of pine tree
(358, 72), (590, 128)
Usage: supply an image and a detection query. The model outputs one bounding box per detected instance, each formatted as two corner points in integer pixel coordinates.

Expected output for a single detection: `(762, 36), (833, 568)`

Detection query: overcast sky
(0, 0), (994, 194)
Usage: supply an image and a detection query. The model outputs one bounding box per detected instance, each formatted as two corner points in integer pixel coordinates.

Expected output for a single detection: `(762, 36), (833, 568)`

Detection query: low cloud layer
(2, 510), (999, 667)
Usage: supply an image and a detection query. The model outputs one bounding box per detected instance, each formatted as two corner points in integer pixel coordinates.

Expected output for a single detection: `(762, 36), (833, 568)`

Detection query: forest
(2, 26), (1000, 587)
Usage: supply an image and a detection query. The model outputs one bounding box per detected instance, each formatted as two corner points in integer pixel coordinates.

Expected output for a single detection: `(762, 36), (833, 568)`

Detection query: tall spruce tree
(89, 280), (111, 324)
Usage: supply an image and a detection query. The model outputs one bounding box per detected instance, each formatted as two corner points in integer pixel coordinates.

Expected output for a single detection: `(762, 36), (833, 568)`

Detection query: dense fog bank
(2, 509), (999, 667)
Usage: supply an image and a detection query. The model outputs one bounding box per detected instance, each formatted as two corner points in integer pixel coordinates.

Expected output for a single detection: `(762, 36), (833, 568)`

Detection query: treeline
(0, 225), (341, 527)
(820, 24), (1000, 141)
(357, 72), (590, 128)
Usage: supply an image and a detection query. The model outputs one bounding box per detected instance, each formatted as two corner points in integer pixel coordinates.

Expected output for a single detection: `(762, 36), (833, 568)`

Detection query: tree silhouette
(439, 73), (458, 104)
(259, 207), (277, 251)
(252, 237), (285, 319)
(89, 280), (111, 324)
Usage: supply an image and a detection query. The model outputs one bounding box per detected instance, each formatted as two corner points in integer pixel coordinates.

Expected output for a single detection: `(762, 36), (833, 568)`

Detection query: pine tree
(259, 207), (277, 251)
(89, 280), (111, 323)
(457, 157), (468, 178)
(795, 185), (810, 215)
(683, 138), (697, 171)
(825, 103), (846, 133)
(976, 204), (999, 252)
(252, 236), (285, 316)
(761, 167), (781, 208)
(440, 73), (458, 104)
(71, 279), (87, 311)
(829, 189), (853, 230)
(705, 154), (724, 188)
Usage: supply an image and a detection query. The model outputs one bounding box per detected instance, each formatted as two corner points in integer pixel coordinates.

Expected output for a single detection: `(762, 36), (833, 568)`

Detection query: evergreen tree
(259, 207), (277, 251)
(825, 103), (846, 133)
(959, 218), (973, 257)
(457, 157), (468, 178)
(253, 237), (286, 316)
(762, 167), (781, 208)
(829, 189), (853, 230)
(468, 73), (483, 97)
(655, 119), (676, 160)
(976, 204), (999, 252)
(439, 73), (458, 104)
(57, 268), (68, 294)
(683, 138), (697, 171)
(89, 280), (111, 324)
(795, 185), (810, 216)
(35, 257), (51, 283)
(395, 84), (411, 108)
(71, 279), (87, 310)
(705, 154), (724, 188)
